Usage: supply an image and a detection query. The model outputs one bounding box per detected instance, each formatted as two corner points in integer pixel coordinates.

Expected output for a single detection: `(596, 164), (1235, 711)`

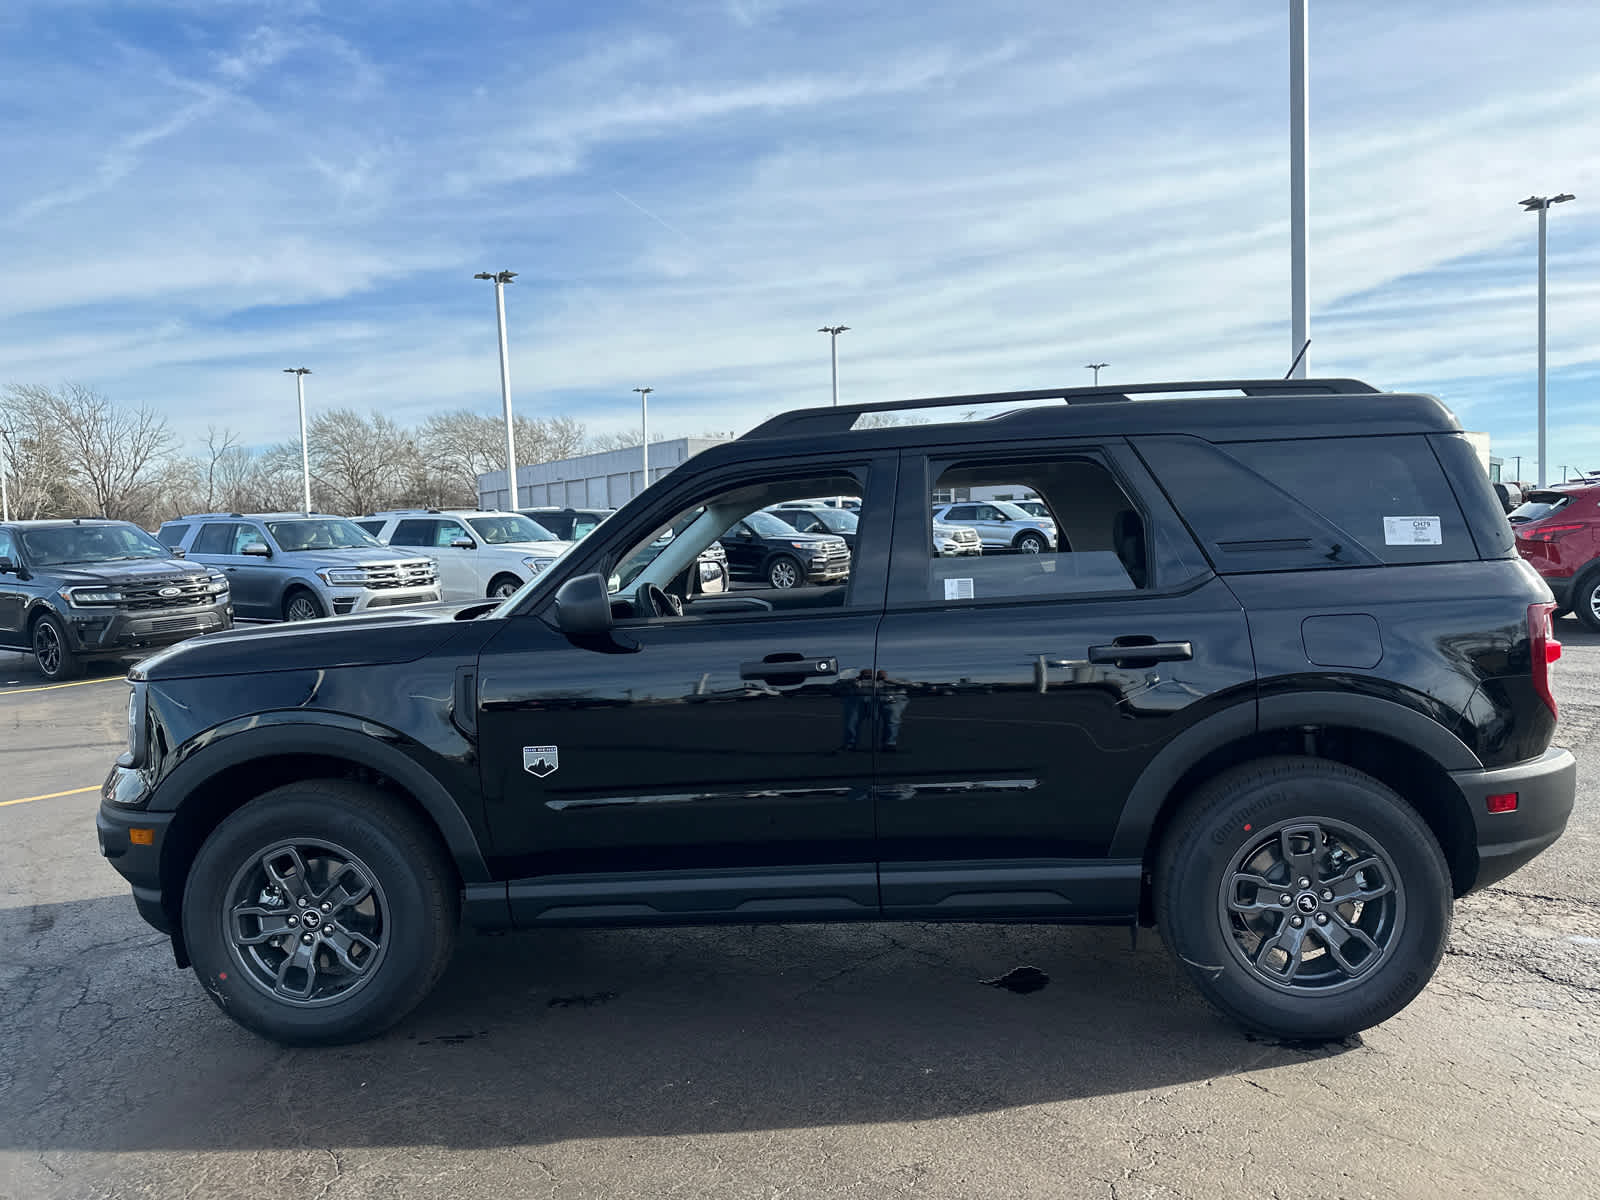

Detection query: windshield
(1508, 494), (1572, 524)
(742, 510), (802, 538)
(994, 500), (1048, 522)
(810, 508), (857, 533)
(20, 524), (171, 565)
(265, 519), (383, 552)
(468, 514), (558, 544)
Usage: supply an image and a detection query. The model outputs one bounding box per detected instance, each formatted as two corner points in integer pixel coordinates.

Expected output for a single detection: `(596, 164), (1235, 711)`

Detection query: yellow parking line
(0, 785), (100, 809)
(0, 676), (124, 697)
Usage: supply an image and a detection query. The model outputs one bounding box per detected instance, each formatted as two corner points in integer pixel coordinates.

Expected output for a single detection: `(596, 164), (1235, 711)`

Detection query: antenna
(1284, 339), (1311, 380)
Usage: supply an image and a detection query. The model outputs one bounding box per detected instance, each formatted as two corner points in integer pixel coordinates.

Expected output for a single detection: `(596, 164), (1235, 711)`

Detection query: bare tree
(0, 385), (73, 518)
(38, 384), (178, 520)
(196, 426), (241, 514)
(307, 408), (420, 515)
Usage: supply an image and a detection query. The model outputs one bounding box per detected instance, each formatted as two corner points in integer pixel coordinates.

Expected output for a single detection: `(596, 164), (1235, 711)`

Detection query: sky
(2, 0), (1598, 481)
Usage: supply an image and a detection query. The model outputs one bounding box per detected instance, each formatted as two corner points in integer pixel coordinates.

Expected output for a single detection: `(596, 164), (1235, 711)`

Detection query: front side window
(264, 519), (381, 552)
(899, 454), (1146, 605)
(0, 529), (14, 560)
(233, 525), (270, 555)
(467, 514), (559, 544)
(19, 524), (172, 566)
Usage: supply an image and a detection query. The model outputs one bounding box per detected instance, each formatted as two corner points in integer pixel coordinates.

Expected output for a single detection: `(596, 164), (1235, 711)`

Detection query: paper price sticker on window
(944, 578), (975, 601)
(1383, 516), (1442, 546)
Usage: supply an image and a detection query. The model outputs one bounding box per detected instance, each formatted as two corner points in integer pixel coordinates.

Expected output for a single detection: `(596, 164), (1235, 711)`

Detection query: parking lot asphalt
(1, 630), (1598, 1200)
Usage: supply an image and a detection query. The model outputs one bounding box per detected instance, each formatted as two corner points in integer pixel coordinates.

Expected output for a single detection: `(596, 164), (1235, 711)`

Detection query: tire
(1572, 566), (1600, 632)
(1014, 531), (1047, 554)
(31, 612), (81, 682)
(181, 780), (459, 1046)
(767, 555), (802, 589)
(283, 588), (325, 622)
(1155, 756), (1451, 1041)
(487, 574), (523, 599)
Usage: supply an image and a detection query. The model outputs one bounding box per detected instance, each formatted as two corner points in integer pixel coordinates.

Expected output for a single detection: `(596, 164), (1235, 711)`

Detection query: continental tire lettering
(1213, 790), (1294, 844)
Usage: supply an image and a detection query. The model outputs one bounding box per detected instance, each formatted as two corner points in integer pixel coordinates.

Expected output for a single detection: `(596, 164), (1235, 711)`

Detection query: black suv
(97, 379), (1575, 1046)
(718, 508), (852, 589)
(0, 519), (232, 680)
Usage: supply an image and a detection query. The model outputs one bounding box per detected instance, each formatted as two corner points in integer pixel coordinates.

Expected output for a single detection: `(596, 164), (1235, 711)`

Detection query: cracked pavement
(1, 629), (1598, 1200)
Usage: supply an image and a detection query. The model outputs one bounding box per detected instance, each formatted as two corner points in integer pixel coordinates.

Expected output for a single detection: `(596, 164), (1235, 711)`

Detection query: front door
(718, 521), (764, 583)
(391, 518), (478, 601)
(873, 444), (1256, 918)
(0, 528), (24, 644)
(475, 456), (895, 926)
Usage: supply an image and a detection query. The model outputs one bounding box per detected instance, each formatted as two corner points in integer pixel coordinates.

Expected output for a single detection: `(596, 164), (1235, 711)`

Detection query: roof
(367, 509), (521, 518)
(0, 517), (126, 529)
(167, 512), (344, 522)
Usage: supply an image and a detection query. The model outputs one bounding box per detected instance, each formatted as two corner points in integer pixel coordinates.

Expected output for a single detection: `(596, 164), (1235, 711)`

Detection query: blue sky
(3, 0), (1598, 480)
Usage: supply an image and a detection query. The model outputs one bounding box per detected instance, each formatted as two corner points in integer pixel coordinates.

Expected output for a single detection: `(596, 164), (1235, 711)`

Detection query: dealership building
(477, 437), (730, 511)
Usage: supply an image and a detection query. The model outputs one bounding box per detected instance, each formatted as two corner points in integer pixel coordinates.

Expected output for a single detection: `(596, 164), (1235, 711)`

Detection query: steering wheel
(637, 582), (683, 618)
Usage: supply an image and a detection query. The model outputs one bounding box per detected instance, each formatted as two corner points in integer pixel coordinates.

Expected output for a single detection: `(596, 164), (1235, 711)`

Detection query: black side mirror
(554, 573), (614, 636)
(0, 557), (14, 574)
(242, 542), (271, 557)
(171, 547), (186, 559)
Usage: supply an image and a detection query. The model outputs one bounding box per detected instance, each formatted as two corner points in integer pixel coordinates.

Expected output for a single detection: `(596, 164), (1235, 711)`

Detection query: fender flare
(1109, 692), (1480, 858)
(153, 716), (491, 883)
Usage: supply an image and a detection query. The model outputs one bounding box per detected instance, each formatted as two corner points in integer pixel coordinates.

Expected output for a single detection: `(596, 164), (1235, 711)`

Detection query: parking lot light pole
(475, 270), (520, 508)
(0, 428), (10, 521)
(819, 326), (849, 405)
(1085, 362), (1108, 386)
(1520, 194), (1574, 488)
(633, 388), (653, 492)
(282, 368), (312, 514)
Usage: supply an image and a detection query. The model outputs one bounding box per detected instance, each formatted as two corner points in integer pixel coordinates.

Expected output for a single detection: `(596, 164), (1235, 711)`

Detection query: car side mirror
(737, 529), (754, 539)
(242, 542), (271, 557)
(554, 573), (614, 636)
(450, 538), (477, 550)
(171, 547), (186, 558)
(0, 556), (14, 574)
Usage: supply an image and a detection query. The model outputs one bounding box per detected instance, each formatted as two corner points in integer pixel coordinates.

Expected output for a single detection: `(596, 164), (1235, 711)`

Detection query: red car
(1512, 483), (1600, 628)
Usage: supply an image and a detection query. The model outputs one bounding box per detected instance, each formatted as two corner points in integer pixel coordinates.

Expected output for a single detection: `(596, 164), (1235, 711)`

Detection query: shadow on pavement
(0, 893), (1358, 1155)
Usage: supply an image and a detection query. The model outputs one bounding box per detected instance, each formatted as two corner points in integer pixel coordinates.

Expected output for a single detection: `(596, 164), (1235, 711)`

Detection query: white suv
(357, 510), (573, 601)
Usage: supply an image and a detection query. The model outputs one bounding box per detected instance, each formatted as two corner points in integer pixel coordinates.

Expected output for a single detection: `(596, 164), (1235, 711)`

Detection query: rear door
(872, 441), (1256, 919)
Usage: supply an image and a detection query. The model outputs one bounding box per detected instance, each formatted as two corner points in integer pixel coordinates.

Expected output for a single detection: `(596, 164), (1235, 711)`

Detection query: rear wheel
(1156, 757), (1451, 1040)
(1573, 567), (1600, 632)
(283, 588), (325, 622)
(487, 574), (522, 599)
(182, 780), (458, 1046)
(31, 613), (81, 682)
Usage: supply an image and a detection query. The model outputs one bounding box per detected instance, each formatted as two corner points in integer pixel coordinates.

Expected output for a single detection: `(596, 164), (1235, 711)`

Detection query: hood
(50, 559), (210, 587)
(132, 605), (475, 681)
(772, 529), (847, 547)
(275, 546), (434, 567)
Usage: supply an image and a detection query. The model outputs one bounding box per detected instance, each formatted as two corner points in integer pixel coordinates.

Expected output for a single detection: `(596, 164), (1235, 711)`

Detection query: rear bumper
(1453, 746), (1576, 891)
(64, 602), (232, 656)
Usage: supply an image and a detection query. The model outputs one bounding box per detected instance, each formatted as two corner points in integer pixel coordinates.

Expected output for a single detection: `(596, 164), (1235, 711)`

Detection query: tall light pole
(1085, 362), (1108, 385)
(818, 325), (849, 406)
(633, 387), (653, 493)
(0, 426), (10, 522)
(475, 270), (519, 508)
(282, 368), (312, 514)
(1519, 194), (1574, 487)
(1289, 0), (1309, 377)
(1512, 455), (1523, 482)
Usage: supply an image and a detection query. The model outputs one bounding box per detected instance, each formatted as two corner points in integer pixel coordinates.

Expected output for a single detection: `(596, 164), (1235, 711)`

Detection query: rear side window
(1138, 435), (1473, 571)
(192, 523), (236, 555)
(157, 524), (188, 547)
(391, 519), (439, 547)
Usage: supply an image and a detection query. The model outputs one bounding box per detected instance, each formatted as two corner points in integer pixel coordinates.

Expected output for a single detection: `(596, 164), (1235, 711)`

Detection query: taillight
(1529, 602), (1561, 719)
(1520, 523), (1586, 543)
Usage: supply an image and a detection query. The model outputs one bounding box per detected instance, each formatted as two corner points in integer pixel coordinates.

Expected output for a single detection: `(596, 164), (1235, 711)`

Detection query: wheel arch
(154, 721), (493, 963)
(1116, 695), (1483, 922)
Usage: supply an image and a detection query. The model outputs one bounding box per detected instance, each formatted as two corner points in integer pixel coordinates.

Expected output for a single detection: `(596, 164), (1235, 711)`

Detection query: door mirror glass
(0, 556), (14, 574)
(554, 573), (614, 636)
(450, 538), (477, 550)
(241, 542), (271, 557)
(171, 547), (186, 559)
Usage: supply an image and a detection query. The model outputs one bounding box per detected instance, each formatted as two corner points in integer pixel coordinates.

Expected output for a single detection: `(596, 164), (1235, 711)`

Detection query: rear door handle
(740, 656), (838, 682)
(1086, 640), (1193, 665)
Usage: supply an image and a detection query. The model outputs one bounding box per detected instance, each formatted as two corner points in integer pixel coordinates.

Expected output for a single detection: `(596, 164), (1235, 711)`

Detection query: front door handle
(1086, 640), (1193, 666)
(740, 655), (838, 682)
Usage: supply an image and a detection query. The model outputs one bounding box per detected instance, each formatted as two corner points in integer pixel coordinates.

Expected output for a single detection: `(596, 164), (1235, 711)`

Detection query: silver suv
(158, 514), (439, 621)
(931, 500), (1058, 553)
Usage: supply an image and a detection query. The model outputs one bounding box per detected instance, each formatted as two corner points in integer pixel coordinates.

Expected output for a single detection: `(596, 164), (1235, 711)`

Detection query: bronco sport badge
(522, 745), (560, 777)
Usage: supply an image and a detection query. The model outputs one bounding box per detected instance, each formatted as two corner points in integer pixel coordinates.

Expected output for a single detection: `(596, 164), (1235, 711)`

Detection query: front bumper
(1453, 746), (1577, 891)
(97, 771), (173, 934)
(328, 584), (441, 616)
(64, 601), (232, 656)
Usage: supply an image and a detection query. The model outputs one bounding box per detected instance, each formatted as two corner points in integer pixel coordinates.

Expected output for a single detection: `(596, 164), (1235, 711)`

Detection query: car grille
(121, 577), (217, 611)
(818, 543), (852, 570)
(362, 560), (437, 589)
(146, 615), (205, 634)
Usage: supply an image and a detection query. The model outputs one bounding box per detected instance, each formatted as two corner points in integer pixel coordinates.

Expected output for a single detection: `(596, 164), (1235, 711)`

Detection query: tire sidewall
(32, 612), (77, 681)
(488, 574), (521, 599)
(283, 588), (325, 622)
(1161, 767), (1451, 1039)
(182, 793), (445, 1045)
(767, 555), (800, 589)
(1015, 532), (1045, 553)
(1573, 566), (1600, 631)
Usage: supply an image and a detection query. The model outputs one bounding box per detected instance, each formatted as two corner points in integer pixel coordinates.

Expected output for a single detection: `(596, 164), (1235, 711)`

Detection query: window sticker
(1383, 516), (1442, 546)
(944, 577), (975, 600)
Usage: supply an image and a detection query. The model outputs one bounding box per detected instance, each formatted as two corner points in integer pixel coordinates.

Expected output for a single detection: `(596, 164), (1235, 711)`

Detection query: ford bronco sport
(98, 378), (1575, 1046)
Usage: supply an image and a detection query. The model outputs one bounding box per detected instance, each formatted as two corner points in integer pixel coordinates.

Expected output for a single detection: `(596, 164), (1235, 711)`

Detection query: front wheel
(1156, 757), (1450, 1040)
(32, 613), (81, 681)
(182, 780), (459, 1045)
(767, 555), (802, 589)
(487, 574), (522, 599)
(1014, 531), (1047, 554)
(283, 589), (326, 622)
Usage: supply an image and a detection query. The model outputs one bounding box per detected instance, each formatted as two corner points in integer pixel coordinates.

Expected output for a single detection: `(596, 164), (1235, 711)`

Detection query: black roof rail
(742, 377), (1381, 441)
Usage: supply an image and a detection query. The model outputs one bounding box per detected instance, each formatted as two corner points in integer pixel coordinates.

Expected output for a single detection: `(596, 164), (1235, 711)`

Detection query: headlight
(522, 557), (551, 574)
(117, 682), (149, 772)
(62, 588), (123, 606)
(205, 571), (229, 593)
(316, 568), (369, 586)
